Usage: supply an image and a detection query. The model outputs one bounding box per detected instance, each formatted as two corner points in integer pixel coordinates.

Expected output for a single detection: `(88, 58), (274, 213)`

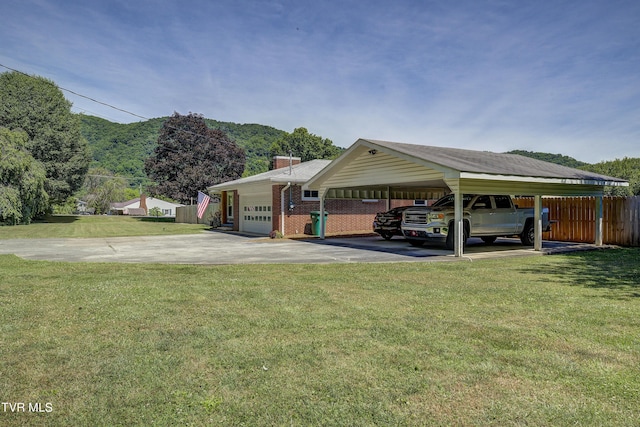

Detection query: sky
(2, 0), (639, 163)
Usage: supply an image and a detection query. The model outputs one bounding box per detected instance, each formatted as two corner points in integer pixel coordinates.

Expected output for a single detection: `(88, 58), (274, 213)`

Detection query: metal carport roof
(306, 138), (629, 256)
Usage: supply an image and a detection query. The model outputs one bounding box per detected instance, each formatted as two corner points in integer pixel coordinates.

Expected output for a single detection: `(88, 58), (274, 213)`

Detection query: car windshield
(432, 194), (474, 208)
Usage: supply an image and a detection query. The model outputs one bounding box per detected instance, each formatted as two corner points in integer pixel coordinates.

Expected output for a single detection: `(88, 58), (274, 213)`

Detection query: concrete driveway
(0, 231), (601, 264)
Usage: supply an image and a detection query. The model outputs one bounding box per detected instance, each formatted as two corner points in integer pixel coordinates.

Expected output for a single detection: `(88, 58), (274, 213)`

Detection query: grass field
(0, 215), (208, 239)
(1, 246), (639, 426)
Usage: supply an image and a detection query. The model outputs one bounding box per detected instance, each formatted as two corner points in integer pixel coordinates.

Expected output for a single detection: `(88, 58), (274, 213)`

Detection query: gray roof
(110, 197), (140, 209)
(209, 159), (332, 190)
(365, 139), (627, 182)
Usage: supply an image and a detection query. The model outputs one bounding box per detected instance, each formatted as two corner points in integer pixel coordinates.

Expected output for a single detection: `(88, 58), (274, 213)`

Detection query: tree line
(0, 71), (90, 224)
(1, 70), (638, 224)
(0, 70), (343, 223)
(507, 150), (640, 196)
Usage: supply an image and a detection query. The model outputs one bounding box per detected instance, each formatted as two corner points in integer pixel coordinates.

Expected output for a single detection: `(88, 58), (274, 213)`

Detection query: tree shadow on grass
(32, 215), (80, 224)
(134, 217), (175, 223)
(528, 248), (640, 299)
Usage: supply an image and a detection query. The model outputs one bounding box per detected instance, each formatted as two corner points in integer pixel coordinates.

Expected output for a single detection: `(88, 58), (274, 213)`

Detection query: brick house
(208, 156), (441, 237)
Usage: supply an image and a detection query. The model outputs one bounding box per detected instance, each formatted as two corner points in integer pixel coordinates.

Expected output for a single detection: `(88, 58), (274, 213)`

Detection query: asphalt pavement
(0, 231), (603, 264)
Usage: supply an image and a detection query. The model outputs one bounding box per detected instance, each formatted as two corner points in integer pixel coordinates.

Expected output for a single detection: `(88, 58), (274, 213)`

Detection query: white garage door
(240, 196), (273, 235)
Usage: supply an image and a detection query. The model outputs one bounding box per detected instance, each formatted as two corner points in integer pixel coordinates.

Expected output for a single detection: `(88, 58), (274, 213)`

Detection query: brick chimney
(139, 194), (148, 214)
(273, 155), (301, 170)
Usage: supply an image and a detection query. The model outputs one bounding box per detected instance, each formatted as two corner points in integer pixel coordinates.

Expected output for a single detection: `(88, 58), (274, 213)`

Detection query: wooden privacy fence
(514, 196), (640, 246)
(175, 204), (217, 225)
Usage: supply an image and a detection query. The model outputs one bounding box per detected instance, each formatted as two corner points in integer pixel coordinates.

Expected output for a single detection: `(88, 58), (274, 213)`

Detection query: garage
(306, 139), (628, 257)
(239, 195), (273, 234)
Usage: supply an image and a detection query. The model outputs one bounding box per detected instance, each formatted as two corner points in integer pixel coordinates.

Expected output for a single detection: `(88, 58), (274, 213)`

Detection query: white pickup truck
(401, 194), (552, 249)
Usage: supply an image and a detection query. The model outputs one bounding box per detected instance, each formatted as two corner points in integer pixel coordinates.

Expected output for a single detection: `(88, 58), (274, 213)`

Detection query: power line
(86, 174), (140, 180)
(1, 63), (248, 163)
(71, 104), (129, 123)
(1, 63), (229, 143)
(0, 63), (149, 121)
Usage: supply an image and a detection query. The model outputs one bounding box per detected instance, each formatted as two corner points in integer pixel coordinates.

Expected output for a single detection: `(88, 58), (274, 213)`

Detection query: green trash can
(310, 211), (329, 236)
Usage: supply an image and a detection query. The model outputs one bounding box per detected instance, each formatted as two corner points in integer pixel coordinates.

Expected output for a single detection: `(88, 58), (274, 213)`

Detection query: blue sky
(2, 0), (639, 163)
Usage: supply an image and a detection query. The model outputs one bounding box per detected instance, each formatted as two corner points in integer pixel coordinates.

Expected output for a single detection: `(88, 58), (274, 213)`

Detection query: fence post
(595, 196), (603, 246)
(534, 195), (542, 251)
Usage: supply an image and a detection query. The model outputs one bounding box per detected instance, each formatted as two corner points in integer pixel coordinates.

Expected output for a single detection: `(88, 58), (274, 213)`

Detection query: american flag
(197, 191), (211, 219)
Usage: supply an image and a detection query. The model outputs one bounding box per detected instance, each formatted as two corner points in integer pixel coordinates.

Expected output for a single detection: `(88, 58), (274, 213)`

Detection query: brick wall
(273, 156), (301, 170)
(390, 200), (416, 209)
(323, 198), (387, 234)
(273, 185), (320, 235)
(273, 184), (406, 236)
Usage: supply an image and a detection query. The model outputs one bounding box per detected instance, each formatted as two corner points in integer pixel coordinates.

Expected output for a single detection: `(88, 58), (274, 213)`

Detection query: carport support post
(386, 186), (391, 211)
(319, 192), (326, 240)
(595, 195), (603, 246)
(454, 192), (463, 257)
(534, 195), (542, 251)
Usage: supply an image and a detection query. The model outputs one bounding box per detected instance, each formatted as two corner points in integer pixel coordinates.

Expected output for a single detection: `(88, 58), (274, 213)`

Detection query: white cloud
(2, 0), (639, 163)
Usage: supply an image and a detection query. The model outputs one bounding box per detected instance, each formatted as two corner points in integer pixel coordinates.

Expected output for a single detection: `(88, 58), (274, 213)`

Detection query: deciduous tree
(269, 127), (342, 166)
(79, 167), (128, 214)
(0, 128), (48, 224)
(582, 157), (640, 196)
(0, 71), (90, 203)
(145, 112), (245, 204)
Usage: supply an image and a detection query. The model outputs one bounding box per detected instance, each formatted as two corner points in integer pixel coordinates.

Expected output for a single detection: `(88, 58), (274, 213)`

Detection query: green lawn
(0, 215), (209, 239)
(1, 249), (639, 426)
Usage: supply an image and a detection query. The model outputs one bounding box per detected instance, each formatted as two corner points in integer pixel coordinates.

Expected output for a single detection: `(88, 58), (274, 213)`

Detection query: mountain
(507, 149), (639, 195)
(204, 118), (287, 177)
(80, 116), (638, 196)
(505, 150), (589, 168)
(79, 115), (287, 188)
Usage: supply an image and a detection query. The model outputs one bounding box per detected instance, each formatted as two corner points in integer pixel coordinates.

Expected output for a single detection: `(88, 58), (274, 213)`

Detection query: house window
(227, 193), (234, 219)
(244, 207), (271, 222)
(302, 190), (319, 201)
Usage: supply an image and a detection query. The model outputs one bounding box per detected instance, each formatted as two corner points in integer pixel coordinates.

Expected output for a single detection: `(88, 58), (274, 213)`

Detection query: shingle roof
(110, 198), (140, 209)
(209, 159), (332, 190)
(365, 139), (627, 182)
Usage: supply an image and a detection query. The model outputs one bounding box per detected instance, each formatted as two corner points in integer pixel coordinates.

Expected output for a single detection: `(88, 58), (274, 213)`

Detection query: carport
(306, 139), (629, 257)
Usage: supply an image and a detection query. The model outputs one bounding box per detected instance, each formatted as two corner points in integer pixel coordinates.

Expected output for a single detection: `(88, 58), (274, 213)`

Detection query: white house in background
(109, 194), (184, 217)
(75, 199), (95, 215)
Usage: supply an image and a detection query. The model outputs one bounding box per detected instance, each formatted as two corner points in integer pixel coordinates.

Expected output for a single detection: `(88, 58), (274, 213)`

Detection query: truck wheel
(407, 239), (424, 247)
(445, 221), (468, 250)
(445, 229), (453, 250)
(520, 221), (535, 246)
(481, 236), (497, 244)
(380, 231), (393, 240)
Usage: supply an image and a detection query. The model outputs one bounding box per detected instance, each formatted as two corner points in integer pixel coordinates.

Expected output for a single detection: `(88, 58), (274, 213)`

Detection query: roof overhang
(209, 176), (308, 193)
(306, 140), (456, 193)
(459, 172), (627, 187)
(306, 138), (629, 198)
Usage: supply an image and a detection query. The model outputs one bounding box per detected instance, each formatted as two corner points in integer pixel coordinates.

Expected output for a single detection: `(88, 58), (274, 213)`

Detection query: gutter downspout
(281, 182), (291, 235)
(319, 191), (326, 239)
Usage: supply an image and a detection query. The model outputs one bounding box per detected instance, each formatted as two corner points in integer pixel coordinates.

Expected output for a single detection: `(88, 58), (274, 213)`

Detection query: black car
(373, 206), (411, 240)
